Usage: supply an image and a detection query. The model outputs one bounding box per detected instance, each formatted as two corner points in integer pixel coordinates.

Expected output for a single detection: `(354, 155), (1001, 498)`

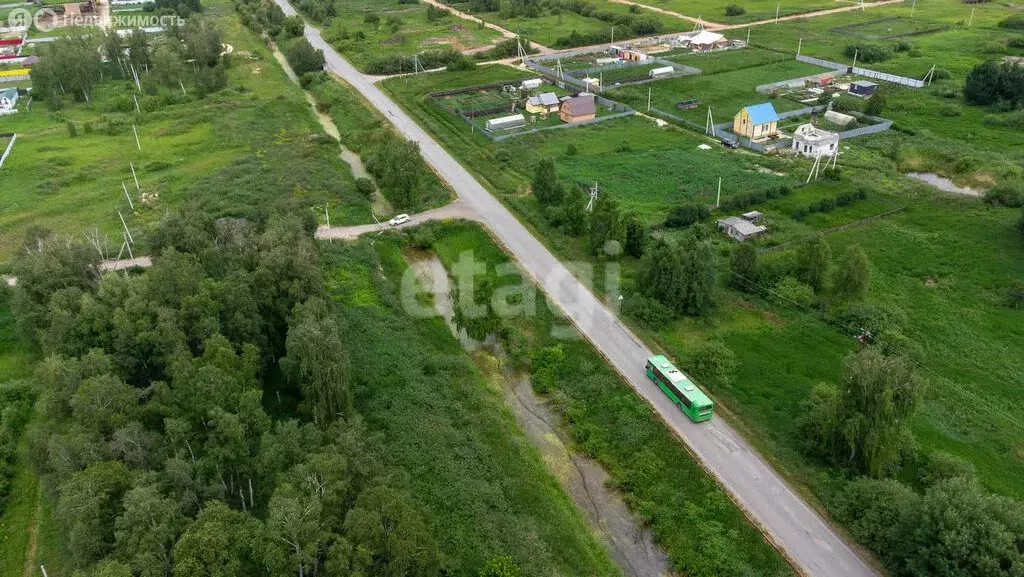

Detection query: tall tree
(531, 158), (561, 205)
(623, 212), (647, 258)
(637, 237), (717, 316)
(279, 298), (351, 424)
(817, 348), (926, 477)
(729, 243), (758, 290)
(588, 193), (623, 255)
(795, 235), (831, 291)
(834, 245), (870, 301)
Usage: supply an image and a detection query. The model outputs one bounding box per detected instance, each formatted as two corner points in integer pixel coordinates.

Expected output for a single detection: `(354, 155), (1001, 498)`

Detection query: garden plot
(609, 59), (830, 125)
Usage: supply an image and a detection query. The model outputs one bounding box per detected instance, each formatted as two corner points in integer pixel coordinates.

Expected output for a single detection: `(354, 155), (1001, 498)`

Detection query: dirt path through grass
(268, 41), (393, 216)
(418, 0), (552, 52)
(605, 0), (903, 30)
(20, 492), (39, 577)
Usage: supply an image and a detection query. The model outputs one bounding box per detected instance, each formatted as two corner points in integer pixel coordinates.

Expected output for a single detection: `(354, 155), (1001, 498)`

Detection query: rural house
(732, 103), (779, 142)
(560, 94), (596, 124)
(0, 88), (18, 113)
(791, 123), (839, 158)
(849, 80), (877, 97)
(526, 92), (560, 115)
(717, 215), (767, 242)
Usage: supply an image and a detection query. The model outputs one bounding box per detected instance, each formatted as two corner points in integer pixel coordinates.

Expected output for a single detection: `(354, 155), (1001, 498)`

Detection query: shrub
(565, 143), (578, 156)
(983, 183), (1023, 207)
(964, 59), (1024, 107)
(621, 294), (674, 329)
(844, 42), (892, 63)
(446, 56), (476, 72)
(664, 203), (709, 228)
(687, 340), (737, 390)
(354, 177), (375, 199)
(919, 451), (976, 486)
(66, 121), (78, 137)
(286, 38), (325, 76)
(937, 103), (961, 117)
(865, 92), (886, 116)
(724, 3), (746, 16)
(999, 14), (1024, 29)
(776, 277), (815, 307)
(894, 39), (913, 52)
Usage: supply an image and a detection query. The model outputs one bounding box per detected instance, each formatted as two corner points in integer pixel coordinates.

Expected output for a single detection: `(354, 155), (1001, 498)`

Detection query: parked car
(389, 214), (411, 226)
(721, 138), (739, 149)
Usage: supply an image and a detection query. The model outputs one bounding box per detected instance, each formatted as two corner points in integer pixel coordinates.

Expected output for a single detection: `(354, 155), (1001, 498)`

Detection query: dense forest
(6, 210), (446, 577)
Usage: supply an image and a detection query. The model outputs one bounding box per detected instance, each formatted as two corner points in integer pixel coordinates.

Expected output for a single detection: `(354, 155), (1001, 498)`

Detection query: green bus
(645, 355), (714, 422)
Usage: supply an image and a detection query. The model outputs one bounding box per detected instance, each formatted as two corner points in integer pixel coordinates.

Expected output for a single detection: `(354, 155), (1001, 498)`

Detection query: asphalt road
(276, 4), (878, 575)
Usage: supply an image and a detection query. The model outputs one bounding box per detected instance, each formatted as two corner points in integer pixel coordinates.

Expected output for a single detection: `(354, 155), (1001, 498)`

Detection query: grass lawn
(749, 5), (1024, 78)
(609, 59), (830, 122)
(0, 0), (381, 265)
(666, 45), (792, 75)
(646, 190), (1024, 500)
(320, 0), (503, 72)
(448, 0), (691, 47)
(624, 0), (834, 24)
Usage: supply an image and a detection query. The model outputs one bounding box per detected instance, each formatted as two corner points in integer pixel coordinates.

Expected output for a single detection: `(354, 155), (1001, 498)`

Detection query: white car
(389, 214), (411, 226)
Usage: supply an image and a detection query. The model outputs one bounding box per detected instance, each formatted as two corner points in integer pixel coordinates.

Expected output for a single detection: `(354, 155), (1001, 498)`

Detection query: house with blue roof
(732, 102), (779, 142)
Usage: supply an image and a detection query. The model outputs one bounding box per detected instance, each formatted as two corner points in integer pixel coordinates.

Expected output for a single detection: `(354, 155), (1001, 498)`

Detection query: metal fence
(492, 111), (637, 141)
(794, 54), (925, 88)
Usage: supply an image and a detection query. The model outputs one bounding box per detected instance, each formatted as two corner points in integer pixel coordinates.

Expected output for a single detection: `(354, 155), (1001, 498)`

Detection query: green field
(626, 0), (834, 24)
(448, 0), (691, 47)
(319, 0), (503, 72)
(0, 3), (383, 264)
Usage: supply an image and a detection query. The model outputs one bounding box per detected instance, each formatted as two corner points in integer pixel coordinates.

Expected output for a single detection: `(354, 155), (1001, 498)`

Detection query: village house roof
(528, 92), (560, 107)
(562, 94), (596, 117)
(718, 216), (767, 237)
(741, 102), (779, 125)
(851, 80), (877, 88)
(720, 217), (770, 239)
(793, 123), (839, 144)
(0, 88), (17, 101)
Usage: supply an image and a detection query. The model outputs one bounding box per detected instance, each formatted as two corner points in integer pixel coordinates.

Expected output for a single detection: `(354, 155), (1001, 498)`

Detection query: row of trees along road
(31, 17), (229, 107)
(6, 209), (458, 577)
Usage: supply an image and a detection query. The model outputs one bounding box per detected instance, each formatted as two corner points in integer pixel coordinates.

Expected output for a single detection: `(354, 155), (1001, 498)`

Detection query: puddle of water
(907, 172), (983, 197)
(405, 249), (670, 577)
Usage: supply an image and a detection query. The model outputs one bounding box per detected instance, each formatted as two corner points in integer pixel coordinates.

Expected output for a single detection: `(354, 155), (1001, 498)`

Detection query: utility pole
(911, 0), (917, 17)
(797, 37), (802, 57)
(852, 49), (858, 70)
(132, 124), (141, 151)
(610, 25), (616, 43)
(132, 93), (140, 113)
(647, 86), (652, 112)
(705, 107), (716, 137)
(716, 177), (722, 208)
(775, 3), (780, 23)
(746, 26), (751, 45)
(130, 161), (140, 190)
(968, 7), (975, 27)
(118, 210), (135, 246)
